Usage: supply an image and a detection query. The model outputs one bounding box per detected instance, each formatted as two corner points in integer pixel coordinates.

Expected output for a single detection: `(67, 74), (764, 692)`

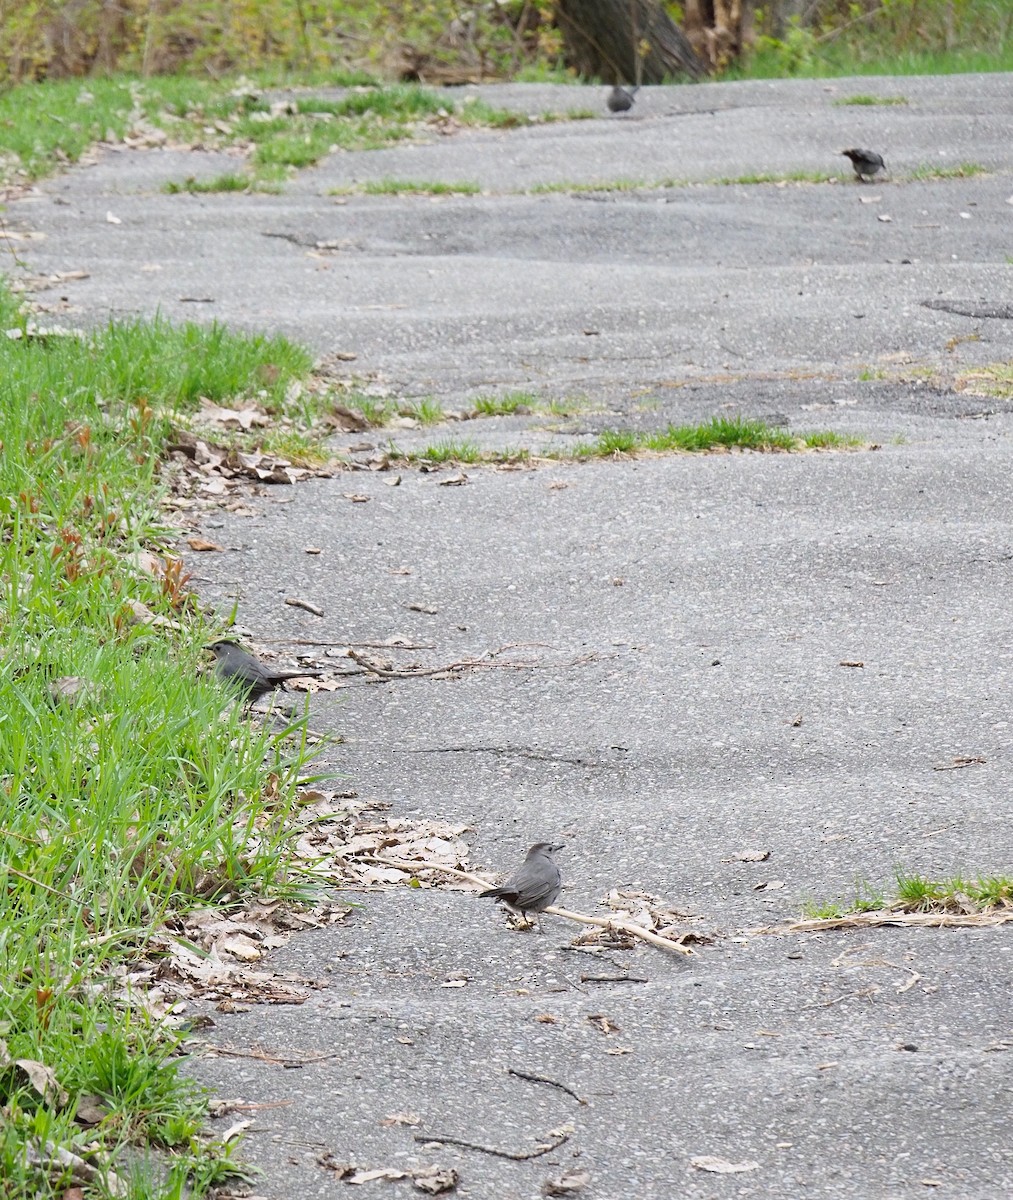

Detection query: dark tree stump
(555, 0), (703, 83)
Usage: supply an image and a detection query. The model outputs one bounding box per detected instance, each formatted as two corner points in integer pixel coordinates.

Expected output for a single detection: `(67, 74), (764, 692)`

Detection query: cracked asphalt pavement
(10, 74), (1013, 1198)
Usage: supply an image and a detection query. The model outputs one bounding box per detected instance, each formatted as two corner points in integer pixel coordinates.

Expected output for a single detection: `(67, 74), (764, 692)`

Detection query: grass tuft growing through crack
(0, 279), (326, 1196)
(909, 162), (988, 180)
(329, 178), (481, 196)
(804, 872), (1013, 919)
(833, 94), (909, 106)
(570, 416), (861, 458)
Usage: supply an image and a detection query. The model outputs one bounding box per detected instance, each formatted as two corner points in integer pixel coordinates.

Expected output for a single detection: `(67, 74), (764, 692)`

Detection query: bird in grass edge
(208, 639), (322, 703)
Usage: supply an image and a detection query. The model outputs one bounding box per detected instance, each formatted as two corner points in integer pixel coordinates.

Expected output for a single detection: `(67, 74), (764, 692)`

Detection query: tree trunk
(555, 0), (703, 83)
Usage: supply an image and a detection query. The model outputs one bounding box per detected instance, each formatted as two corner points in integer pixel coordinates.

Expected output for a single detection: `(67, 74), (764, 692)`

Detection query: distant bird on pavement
(480, 842), (564, 926)
(607, 85), (639, 114)
(208, 640), (321, 703)
(841, 148), (886, 181)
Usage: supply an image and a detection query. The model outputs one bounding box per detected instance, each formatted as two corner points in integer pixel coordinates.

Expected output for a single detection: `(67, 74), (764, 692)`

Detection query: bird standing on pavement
(841, 148), (886, 181)
(480, 842), (564, 926)
(607, 85), (639, 114)
(208, 640), (321, 702)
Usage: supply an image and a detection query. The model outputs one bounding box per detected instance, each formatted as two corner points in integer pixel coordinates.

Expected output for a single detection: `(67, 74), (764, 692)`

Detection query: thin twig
(507, 1068), (588, 1105)
(414, 1130), (570, 1161)
(203, 1045), (343, 1067)
(747, 909), (1013, 935)
(348, 647), (540, 680)
(546, 905), (696, 956)
(365, 856), (696, 955)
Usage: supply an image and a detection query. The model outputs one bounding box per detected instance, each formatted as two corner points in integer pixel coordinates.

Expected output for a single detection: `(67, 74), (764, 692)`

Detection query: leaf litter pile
(133, 791), (712, 1019)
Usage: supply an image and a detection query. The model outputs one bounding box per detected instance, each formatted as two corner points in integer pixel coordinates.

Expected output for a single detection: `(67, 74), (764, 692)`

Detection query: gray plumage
(480, 842), (564, 921)
(607, 85), (639, 114)
(841, 148), (885, 181)
(208, 640), (321, 701)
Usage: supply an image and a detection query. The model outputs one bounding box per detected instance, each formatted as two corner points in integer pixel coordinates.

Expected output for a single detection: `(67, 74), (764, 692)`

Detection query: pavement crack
(407, 745), (606, 766)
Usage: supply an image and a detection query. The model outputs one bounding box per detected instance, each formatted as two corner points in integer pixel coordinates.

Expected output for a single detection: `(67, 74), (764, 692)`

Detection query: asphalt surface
(10, 75), (1013, 1198)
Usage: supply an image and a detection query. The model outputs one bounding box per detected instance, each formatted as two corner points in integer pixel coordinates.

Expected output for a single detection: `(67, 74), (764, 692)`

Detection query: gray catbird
(208, 640), (321, 701)
(607, 85), (639, 114)
(841, 148), (885, 181)
(480, 842), (564, 923)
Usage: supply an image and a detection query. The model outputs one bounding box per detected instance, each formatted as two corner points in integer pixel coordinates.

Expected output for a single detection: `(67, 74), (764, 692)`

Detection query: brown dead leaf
(690, 1155), (760, 1174)
(535, 1013), (557, 1024)
(544, 1170), (591, 1195)
(327, 404), (369, 431)
(304, 546), (323, 555)
(74, 1095), (110, 1126)
(197, 400), (269, 431)
(342, 493), (371, 503)
(49, 676), (99, 706)
(187, 537), (224, 552)
(587, 1014), (620, 1036)
(412, 1165), (458, 1194)
(381, 1111), (421, 1128)
(317, 1152), (354, 1176)
(0, 1041), (68, 1108)
(438, 473), (469, 487)
(347, 1167), (408, 1184)
(120, 598), (182, 631)
(725, 849), (770, 863)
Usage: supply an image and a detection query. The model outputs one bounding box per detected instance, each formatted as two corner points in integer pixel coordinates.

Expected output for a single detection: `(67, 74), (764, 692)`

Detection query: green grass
(0, 280), (329, 1196)
(0, 76), (577, 190)
(807, 872), (1013, 919)
(958, 362), (1013, 400)
(163, 172), (251, 194)
(389, 417), (860, 467)
(410, 438), (483, 463)
(833, 94), (909, 106)
(528, 177), (656, 195)
(329, 178), (481, 196)
(570, 416), (860, 458)
(908, 162), (989, 181)
(473, 391), (538, 416)
(714, 169), (830, 185)
(401, 398), (446, 426)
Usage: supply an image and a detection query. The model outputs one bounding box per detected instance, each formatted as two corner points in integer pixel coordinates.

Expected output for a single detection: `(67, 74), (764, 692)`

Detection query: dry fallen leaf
(342, 493), (371, 503)
(347, 1167), (407, 1184)
(587, 1014), (620, 1035)
(753, 880), (785, 891)
(381, 1111), (421, 1128)
(187, 537), (224, 552)
(690, 1155), (761, 1174)
(49, 676), (99, 706)
(543, 1170), (591, 1195)
(412, 1165), (458, 1194)
(725, 849), (770, 863)
(0, 1041), (68, 1108)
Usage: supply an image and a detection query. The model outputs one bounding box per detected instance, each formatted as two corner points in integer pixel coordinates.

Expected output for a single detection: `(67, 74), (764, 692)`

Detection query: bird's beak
(549, 841), (565, 851)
